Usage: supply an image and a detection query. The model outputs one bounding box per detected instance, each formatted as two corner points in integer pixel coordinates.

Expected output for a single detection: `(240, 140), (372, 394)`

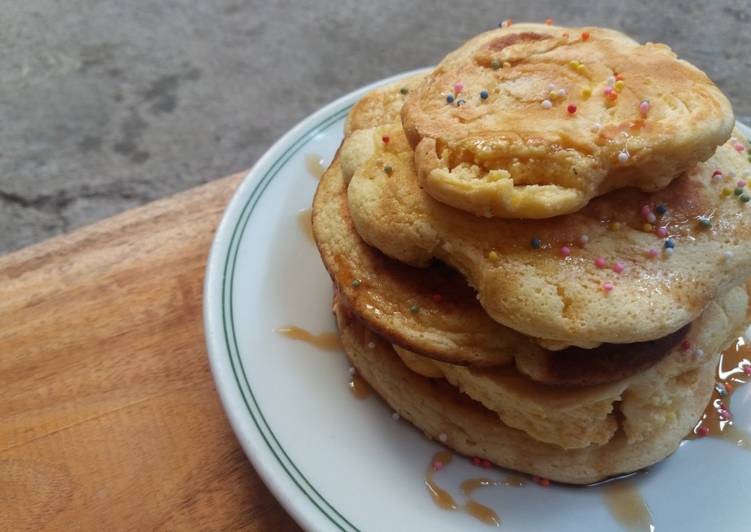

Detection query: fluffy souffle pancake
(345, 123), (751, 345)
(390, 283), (747, 450)
(333, 288), (745, 484)
(400, 24), (734, 218)
(313, 152), (533, 366)
(315, 145), (693, 377)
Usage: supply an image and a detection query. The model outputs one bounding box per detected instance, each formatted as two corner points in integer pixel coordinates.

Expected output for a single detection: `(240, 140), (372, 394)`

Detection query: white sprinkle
(579, 234), (589, 245)
(547, 83), (556, 91)
(391, 412), (400, 421)
(558, 88), (567, 97)
(348, 367), (356, 375)
(542, 99), (552, 109)
(712, 173), (724, 182)
(438, 432), (448, 443)
(591, 122), (602, 133)
(367, 341), (375, 349)
(607, 76), (616, 86)
(724, 250), (734, 260)
(664, 247), (674, 257)
(618, 150), (630, 163)
(694, 348), (705, 359)
(727, 171), (736, 179)
(646, 212), (656, 224)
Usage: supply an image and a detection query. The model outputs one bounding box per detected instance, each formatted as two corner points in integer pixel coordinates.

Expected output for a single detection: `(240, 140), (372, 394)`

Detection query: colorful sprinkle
(491, 58), (501, 70)
(602, 282), (614, 292)
(694, 348), (704, 359)
(735, 143), (746, 152)
(480, 90), (489, 100)
(409, 304), (420, 314)
(664, 238), (675, 249)
(739, 179), (748, 188)
(481, 460), (492, 469)
(642, 223), (653, 232)
(609, 222), (622, 231)
(438, 432), (448, 442)
(646, 212), (656, 224)
(647, 248), (659, 258)
(613, 261), (625, 274)
(581, 31), (590, 41)
(595, 257), (607, 268)
(487, 250), (499, 261)
(744, 364), (751, 375)
(640, 205), (652, 218)
(734, 187), (744, 196)
(545, 17), (554, 25)
(697, 426), (710, 437)
(656, 226), (668, 238)
(456, 99), (466, 106)
(614, 80), (625, 92)
(384, 165), (393, 175)
(724, 250), (734, 260)
(664, 247), (674, 257)
(446, 94), (454, 103)
(454, 82), (464, 94)
(618, 150), (630, 163)
(742, 194), (751, 203)
(698, 217), (712, 228)
(581, 87), (592, 99)
(531, 238), (542, 249)
(503, 61), (511, 69)
(539, 478), (551, 487)
(558, 88), (567, 97)
(472, 457), (482, 466)
(382, 135), (390, 144)
(607, 76), (616, 87)
(603, 86), (614, 96)
(722, 187), (732, 197)
(351, 279), (362, 287)
(500, 19), (512, 28)
(560, 246), (571, 257)
(639, 100), (650, 116)
(433, 460), (444, 471)
(567, 103), (577, 114)
(400, 87), (409, 95)
(655, 204), (667, 216)
(579, 234), (589, 245)
(542, 99), (553, 109)
(680, 340), (692, 351)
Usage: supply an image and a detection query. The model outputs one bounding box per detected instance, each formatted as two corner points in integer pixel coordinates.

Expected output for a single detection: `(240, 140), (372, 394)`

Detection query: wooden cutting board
(0, 173), (300, 531)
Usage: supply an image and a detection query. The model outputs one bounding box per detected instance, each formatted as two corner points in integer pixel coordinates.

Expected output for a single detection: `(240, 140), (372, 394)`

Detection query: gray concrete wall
(2, 0), (749, 253)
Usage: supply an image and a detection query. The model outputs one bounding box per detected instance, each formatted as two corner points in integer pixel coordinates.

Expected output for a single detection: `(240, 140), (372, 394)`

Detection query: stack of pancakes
(312, 23), (751, 484)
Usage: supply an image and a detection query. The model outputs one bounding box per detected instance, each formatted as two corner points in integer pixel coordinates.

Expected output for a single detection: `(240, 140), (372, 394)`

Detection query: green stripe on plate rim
(222, 104), (359, 532)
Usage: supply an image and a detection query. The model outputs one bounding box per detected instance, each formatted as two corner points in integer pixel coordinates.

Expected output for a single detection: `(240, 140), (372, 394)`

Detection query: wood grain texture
(0, 173), (300, 531)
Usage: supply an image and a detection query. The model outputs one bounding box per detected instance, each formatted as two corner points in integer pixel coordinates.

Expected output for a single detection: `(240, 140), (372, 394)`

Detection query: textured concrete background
(1, 0), (749, 253)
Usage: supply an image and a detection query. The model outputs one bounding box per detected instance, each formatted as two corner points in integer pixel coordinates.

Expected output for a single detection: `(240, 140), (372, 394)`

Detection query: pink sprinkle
(602, 282), (614, 292)
(453, 82), (464, 94)
(680, 340), (692, 351)
(656, 227), (668, 238)
(743, 365), (751, 375)
(603, 86), (613, 96)
(639, 100), (650, 115)
(595, 257), (607, 268)
(613, 261), (625, 273)
(735, 143), (746, 152)
(647, 248), (658, 258)
(641, 205), (652, 218)
(738, 179), (747, 188)
(712, 170), (723, 178)
(433, 461), (444, 471)
(560, 246), (571, 257)
(719, 409), (731, 420)
(697, 426), (710, 437)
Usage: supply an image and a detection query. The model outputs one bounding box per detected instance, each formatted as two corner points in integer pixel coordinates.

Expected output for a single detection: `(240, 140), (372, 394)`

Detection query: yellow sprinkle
(722, 187), (733, 196)
(581, 87), (592, 99)
(609, 222), (622, 231)
(642, 223), (653, 232)
(576, 64), (587, 73)
(614, 80), (625, 92)
(503, 62), (511, 69)
(488, 250), (499, 262)
(569, 60), (580, 69)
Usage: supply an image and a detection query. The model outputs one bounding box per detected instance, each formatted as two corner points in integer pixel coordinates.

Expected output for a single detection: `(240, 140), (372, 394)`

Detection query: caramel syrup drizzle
(601, 480), (654, 532)
(689, 336), (751, 448)
(348, 373), (371, 399)
(297, 208), (314, 243)
(275, 326), (340, 351)
(305, 154), (326, 179)
(425, 451), (527, 527)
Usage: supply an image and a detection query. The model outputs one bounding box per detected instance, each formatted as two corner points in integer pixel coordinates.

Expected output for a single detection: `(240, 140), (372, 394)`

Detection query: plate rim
(203, 67), (429, 532)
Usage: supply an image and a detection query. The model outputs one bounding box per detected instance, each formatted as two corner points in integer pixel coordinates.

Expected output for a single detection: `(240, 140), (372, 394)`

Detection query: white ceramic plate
(204, 70), (751, 531)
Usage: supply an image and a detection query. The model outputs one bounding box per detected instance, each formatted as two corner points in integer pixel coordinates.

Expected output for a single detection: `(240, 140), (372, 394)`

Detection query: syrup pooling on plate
(689, 334), (751, 447)
(297, 208), (314, 243)
(348, 373), (372, 399)
(425, 452), (527, 527)
(275, 326), (341, 351)
(601, 480), (655, 532)
(306, 154), (327, 179)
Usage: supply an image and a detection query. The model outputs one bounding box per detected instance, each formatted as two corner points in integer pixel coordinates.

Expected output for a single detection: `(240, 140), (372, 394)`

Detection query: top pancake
(401, 23), (734, 218)
(344, 121), (751, 345)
